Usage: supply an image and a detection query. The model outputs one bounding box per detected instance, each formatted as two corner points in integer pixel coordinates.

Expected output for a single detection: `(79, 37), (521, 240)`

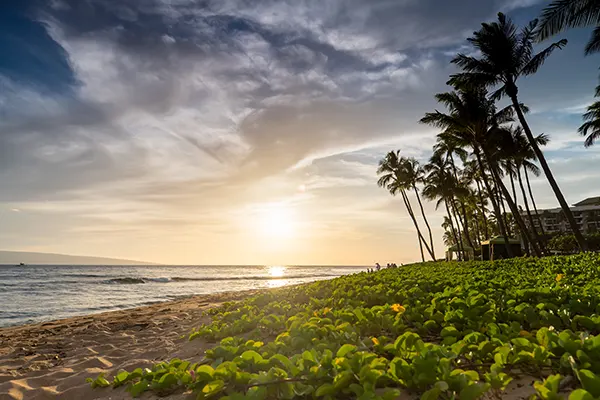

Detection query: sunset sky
(1, 0), (599, 265)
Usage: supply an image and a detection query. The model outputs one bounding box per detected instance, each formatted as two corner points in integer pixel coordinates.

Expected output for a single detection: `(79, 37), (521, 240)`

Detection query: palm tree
(463, 159), (491, 239)
(537, 0), (600, 55)
(579, 100), (600, 146)
(448, 13), (588, 251)
(377, 151), (436, 261)
(421, 85), (543, 257)
(402, 157), (436, 259)
(433, 136), (476, 251)
(423, 153), (465, 260)
(420, 87), (514, 256)
(505, 127), (549, 253)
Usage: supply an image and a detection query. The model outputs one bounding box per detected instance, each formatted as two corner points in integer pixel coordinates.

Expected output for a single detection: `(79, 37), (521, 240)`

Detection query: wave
(104, 273), (339, 285)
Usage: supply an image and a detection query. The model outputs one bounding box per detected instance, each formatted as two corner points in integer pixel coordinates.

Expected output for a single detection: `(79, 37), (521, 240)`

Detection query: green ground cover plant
(90, 253), (600, 399)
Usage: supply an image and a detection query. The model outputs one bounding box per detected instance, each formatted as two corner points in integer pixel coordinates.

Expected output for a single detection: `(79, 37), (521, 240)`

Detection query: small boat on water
(17, 262), (26, 267)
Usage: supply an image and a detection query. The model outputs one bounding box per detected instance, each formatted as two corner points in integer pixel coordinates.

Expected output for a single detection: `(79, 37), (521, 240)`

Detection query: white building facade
(522, 197), (600, 235)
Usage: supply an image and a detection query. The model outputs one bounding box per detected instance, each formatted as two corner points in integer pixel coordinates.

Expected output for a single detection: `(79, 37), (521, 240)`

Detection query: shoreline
(0, 289), (263, 399)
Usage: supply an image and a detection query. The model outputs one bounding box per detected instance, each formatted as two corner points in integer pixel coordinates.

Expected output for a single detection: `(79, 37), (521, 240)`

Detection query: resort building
(521, 196), (600, 235)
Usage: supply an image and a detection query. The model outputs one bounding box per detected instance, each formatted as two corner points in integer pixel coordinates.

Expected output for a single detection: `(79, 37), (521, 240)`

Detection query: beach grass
(84, 253), (600, 399)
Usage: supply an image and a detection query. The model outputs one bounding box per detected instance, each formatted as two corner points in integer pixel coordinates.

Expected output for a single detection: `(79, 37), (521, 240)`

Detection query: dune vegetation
(88, 253), (600, 399)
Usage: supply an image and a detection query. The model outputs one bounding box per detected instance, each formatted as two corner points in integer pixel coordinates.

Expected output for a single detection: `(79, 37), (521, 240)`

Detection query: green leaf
(128, 380), (149, 398)
(569, 389), (596, 400)
(577, 369), (600, 397)
(459, 382), (490, 400)
(241, 350), (264, 363)
(441, 326), (459, 338)
(337, 344), (357, 358)
(202, 379), (225, 396)
(157, 372), (178, 388)
(315, 383), (336, 397)
(196, 365), (215, 381)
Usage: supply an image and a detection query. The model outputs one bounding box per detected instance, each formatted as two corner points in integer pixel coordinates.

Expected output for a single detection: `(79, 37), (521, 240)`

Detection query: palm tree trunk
(475, 178), (489, 238)
(473, 208), (482, 247)
(444, 199), (461, 260)
(449, 155), (475, 251)
(509, 170), (518, 207)
(413, 184), (436, 260)
(417, 234), (425, 262)
(401, 190), (435, 261)
(483, 147), (542, 257)
(450, 199), (466, 260)
(473, 147), (513, 257)
(510, 93), (588, 251)
(518, 166), (547, 255)
(492, 171), (511, 236)
(524, 167), (547, 239)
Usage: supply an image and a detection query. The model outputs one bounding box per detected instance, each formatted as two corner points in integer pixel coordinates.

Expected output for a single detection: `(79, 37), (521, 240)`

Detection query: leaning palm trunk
(473, 147), (514, 258)
(450, 199), (467, 260)
(401, 190), (435, 261)
(509, 92), (588, 251)
(524, 167), (547, 239)
(482, 147), (542, 257)
(491, 171), (511, 236)
(401, 190), (425, 262)
(413, 184), (436, 260)
(417, 235), (425, 262)
(509, 171), (518, 208)
(475, 178), (490, 238)
(518, 166), (547, 255)
(449, 155), (475, 251)
(444, 199), (462, 260)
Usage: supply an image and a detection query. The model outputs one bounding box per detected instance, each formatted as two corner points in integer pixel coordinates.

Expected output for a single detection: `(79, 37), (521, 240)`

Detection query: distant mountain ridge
(0, 251), (155, 265)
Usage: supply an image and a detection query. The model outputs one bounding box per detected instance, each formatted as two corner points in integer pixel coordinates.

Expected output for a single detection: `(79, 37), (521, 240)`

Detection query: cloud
(0, 0), (593, 263)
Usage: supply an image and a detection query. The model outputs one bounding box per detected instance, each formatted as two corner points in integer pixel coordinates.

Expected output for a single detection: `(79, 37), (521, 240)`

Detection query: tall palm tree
(448, 13), (588, 251)
(463, 159), (491, 239)
(537, 0), (600, 55)
(433, 136), (476, 251)
(506, 127), (549, 253)
(421, 85), (543, 257)
(423, 153), (465, 260)
(579, 100), (600, 146)
(403, 157), (436, 259)
(420, 87), (515, 256)
(377, 151), (436, 261)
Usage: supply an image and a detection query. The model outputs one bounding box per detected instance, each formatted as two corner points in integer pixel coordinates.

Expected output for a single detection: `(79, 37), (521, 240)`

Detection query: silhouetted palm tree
(448, 13), (587, 251)
(377, 151), (436, 261)
(420, 87), (515, 255)
(423, 153), (465, 259)
(433, 136), (476, 251)
(538, 0), (600, 55)
(579, 100), (600, 146)
(421, 85), (542, 257)
(402, 157), (436, 259)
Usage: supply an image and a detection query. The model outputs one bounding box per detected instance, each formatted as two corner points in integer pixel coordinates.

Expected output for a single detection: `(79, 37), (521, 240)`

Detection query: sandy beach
(0, 290), (260, 400)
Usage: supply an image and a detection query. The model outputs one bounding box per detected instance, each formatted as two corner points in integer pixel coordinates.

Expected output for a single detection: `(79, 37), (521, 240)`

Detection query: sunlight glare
(258, 203), (296, 239)
(268, 266), (286, 277)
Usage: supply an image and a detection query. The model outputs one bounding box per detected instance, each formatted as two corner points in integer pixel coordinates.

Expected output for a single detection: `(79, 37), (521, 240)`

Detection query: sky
(1, 0), (599, 266)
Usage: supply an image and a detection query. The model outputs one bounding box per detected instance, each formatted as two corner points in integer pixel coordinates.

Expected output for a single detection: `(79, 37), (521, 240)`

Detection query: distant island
(0, 251), (155, 265)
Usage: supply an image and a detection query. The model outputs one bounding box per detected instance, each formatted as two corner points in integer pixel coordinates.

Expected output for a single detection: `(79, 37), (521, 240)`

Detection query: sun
(268, 266), (286, 277)
(258, 203), (296, 239)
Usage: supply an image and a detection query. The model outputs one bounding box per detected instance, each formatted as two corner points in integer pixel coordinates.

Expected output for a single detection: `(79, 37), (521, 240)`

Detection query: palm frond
(537, 0), (590, 40)
(579, 99), (600, 147)
(447, 72), (501, 89)
(521, 39), (568, 76)
(585, 25), (600, 54)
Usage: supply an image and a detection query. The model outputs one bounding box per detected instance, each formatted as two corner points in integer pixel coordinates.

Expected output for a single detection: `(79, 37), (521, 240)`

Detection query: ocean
(0, 264), (365, 327)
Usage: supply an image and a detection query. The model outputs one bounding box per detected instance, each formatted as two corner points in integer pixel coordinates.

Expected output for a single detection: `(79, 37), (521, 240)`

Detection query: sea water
(0, 265), (365, 327)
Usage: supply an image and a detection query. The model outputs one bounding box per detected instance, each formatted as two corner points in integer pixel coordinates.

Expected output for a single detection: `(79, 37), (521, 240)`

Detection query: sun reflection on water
(268, 266), (286, 278)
